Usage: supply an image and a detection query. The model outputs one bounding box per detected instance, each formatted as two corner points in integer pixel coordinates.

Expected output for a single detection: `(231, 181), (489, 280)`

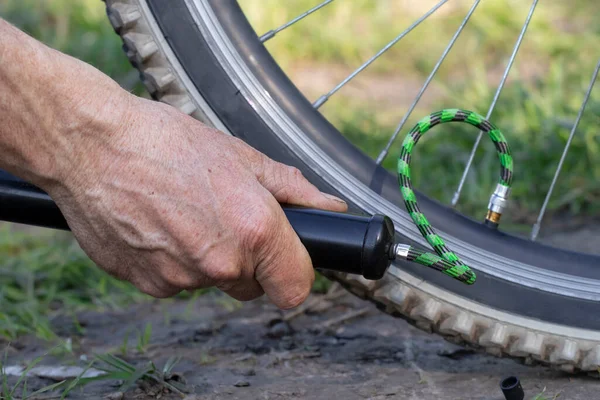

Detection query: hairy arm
(0, 19), (347, 308)
(0, 19), (128, 185)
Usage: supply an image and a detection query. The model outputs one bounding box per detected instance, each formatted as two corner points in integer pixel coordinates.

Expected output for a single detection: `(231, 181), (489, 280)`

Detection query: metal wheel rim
(173, 0), (600, 301)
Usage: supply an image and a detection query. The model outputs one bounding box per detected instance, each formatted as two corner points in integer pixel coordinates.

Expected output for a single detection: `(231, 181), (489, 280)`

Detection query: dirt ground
(4, 285), (600, 400)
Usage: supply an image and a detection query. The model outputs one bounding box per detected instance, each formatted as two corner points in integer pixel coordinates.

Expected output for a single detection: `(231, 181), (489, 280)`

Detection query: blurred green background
(239, 0), (600, 223)
(0, 0), (598, 339)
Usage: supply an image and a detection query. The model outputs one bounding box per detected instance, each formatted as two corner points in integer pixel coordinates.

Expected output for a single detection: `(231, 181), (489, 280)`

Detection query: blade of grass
(137, 323), (152, 353)
(158, 379), (186, 396)
(75, 370), (131, 386)
(23, 380), (67, 399)
(143, 372), (186, 396)
(120, 330), (130, 357)
(162, 356), (181, 376)
(94, 354), (136, 373)
(1, 346), (9, 397)
(9, 349), (56, 396)
(119, 364), (153, 392)
(60, 361), (95, 400)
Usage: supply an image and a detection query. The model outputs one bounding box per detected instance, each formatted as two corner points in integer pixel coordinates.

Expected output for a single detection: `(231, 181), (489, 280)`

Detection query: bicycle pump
(0, 170), (403, 280)
(2, 107), (514, 285)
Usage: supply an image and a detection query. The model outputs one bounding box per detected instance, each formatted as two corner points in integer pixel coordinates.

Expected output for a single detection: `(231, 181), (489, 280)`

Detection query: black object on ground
(500, 376), (524, 400)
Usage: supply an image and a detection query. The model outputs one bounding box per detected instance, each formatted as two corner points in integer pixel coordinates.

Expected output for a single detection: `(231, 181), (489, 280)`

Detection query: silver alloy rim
(176, 0), (600, 301)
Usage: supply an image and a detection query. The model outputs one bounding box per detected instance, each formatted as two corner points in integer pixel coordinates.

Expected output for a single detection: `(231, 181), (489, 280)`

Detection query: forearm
(0, 19), (347, 309)
(0, 18), (129, 189)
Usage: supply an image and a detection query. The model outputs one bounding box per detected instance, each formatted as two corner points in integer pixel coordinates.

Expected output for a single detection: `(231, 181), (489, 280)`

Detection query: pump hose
(397, 109), (513, 285)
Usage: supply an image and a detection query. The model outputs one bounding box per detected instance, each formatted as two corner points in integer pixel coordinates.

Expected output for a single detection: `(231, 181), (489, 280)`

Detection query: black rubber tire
(138, 0), (600, 331)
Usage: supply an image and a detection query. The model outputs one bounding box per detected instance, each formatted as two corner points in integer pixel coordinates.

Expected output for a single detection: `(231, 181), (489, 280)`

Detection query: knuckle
(130, 270), (180, 298)
(204, 261), (242, 285)
(286, 166), (304, 181)
(233, 137), (263, 164)
(136, 280), (170, 298)
(268, 165), (309, 203)
(240, 204), (279, 251)
(277, 165), (304, 188)
(161, 267), (197, 289)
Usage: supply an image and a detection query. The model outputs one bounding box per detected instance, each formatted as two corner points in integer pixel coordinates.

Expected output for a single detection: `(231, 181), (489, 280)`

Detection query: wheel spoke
(375, 0), (482, 165)
(450, 0), (539, 207)
(259, 0), (336, 43)
(312, 0), (450, 109)
(530, 59), (600, 241)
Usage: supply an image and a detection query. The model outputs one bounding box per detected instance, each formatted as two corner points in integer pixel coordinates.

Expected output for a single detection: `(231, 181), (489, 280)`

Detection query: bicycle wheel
(103, 0), (600, 371)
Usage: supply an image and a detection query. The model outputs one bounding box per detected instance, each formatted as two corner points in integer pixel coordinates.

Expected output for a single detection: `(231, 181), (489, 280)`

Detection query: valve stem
(485, 183), (511, 229)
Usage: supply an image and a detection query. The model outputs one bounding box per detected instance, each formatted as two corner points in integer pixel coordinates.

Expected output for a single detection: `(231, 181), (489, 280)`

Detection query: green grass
(531, 387), (562, 400)
(1, 346), (69, 400)
(90, 353), (186, 395)
(0, 226), (149, 340)
(1, 345), (186, 399)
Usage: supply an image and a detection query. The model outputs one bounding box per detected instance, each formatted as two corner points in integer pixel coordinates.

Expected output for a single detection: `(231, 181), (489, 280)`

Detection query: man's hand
(52, 97), (347, 308)
(0, 19), (347, 309)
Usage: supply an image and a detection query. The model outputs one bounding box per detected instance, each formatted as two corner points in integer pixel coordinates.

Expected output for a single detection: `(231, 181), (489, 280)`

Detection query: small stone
(281, 339), (295, 350)
(246, 342), (271, 355)
(234, 380), (251, 387)
(316, 337), (339, 346)
(105, 392), (124, 400)
(267, 321), (293, 338)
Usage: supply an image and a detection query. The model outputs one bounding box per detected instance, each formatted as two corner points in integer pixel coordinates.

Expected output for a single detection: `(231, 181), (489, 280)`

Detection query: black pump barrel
(284, 207), (395, 279)
(0, 171), (396, 279)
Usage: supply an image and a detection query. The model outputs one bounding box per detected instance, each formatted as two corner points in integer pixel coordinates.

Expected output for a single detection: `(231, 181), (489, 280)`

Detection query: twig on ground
(318, 307), (370, 329)
(282, 282), (348, 322)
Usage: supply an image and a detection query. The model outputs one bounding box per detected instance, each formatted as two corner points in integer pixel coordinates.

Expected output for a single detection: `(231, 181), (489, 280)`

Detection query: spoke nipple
(313, 95), (328, 109)
(451, 192), (460, 207)
(259, 30), (275, 43)
(530, 223), (541, 241)
(375, 151), (387, 165)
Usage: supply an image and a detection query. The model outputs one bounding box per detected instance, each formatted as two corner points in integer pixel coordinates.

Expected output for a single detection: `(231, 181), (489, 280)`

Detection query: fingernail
(322, 193), (347, 204)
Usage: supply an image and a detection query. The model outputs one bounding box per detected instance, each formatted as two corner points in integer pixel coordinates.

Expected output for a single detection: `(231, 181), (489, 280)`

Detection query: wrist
(44, 63), (135, 194)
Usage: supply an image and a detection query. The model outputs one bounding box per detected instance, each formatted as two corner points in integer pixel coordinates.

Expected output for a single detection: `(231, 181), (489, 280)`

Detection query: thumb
(252, 195), (315, 309)
(257, 159), (348, 212)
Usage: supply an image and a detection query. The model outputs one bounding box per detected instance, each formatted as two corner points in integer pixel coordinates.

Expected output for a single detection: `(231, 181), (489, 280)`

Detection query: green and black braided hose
(396, 108), (513, 285)
(0, 108), (512, 286)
